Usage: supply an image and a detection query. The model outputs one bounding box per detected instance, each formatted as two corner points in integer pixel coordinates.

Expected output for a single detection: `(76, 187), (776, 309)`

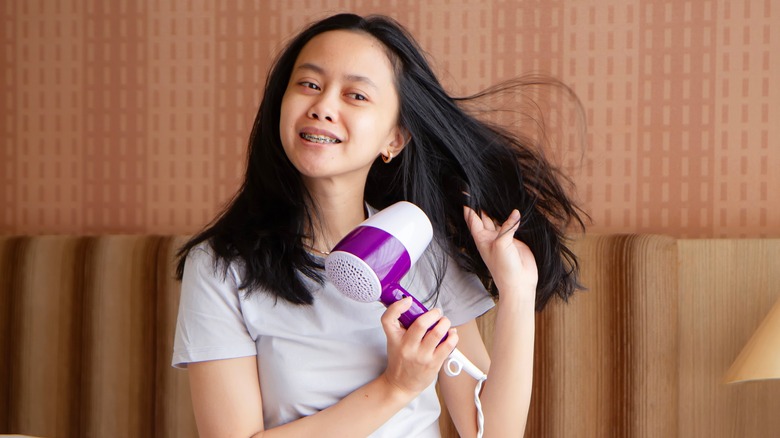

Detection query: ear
(387, 126), (410, 157)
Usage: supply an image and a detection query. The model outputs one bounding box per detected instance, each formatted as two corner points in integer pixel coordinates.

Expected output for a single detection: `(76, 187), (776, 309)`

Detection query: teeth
(300, 133), (341, 144)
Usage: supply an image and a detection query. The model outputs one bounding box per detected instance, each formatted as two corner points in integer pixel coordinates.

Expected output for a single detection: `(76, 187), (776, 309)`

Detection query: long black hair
(176, 13), (586, 311)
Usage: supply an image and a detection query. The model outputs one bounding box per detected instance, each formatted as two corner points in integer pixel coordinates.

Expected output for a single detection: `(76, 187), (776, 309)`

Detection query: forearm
(252, 374), (415, 438)
(479, 293), (536, 436)
(252, 298), (455, 438)
(458, 206), (538, 435)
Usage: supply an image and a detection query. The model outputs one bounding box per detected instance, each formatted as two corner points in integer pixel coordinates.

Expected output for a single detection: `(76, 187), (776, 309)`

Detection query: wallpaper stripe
(1, 0), (778, 237)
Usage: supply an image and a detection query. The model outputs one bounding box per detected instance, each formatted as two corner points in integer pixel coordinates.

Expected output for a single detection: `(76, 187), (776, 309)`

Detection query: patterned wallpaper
(1, 0), (778, 237)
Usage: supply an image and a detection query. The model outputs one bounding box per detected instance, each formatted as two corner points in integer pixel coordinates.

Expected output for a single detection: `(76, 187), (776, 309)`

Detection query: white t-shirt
(173, 241), (494, 437)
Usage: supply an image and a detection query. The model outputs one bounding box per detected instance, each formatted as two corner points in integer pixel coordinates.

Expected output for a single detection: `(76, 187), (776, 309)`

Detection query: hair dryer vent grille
(324, 251), (381, 303)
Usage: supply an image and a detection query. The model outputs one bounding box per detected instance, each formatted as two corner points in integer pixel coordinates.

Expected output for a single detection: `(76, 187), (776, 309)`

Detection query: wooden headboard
(1, 235), (779, 437)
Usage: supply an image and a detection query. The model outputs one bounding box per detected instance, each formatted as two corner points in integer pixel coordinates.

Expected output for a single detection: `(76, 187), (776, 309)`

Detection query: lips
(300, 133), (341, 144)
(299, 127), (342, 144)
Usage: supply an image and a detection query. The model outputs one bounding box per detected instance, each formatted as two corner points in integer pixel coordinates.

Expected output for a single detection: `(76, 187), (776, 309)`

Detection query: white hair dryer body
(324, 201), (486, 381)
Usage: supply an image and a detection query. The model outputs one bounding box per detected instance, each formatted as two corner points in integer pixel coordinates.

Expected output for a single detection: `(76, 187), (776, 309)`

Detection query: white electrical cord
(444, 348), (486, 380)
(444, 349), (487, 438)
(473, 376), (486, 438)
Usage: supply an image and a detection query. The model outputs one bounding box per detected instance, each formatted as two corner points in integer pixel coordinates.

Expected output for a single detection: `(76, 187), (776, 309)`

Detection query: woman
(173, 13), (584, 437)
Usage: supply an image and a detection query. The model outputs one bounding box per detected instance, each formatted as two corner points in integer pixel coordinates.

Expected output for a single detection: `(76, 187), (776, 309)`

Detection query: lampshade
(724, 296), (780, 383)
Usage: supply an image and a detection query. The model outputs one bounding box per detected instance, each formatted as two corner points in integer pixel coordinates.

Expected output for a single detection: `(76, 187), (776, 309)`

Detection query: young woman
(173, 13), (584, 438)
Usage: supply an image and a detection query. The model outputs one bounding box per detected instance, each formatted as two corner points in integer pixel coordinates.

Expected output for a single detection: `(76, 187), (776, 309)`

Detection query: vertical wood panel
(0, 237), (24, 431)
(5, 237), (85, 437)
(154, 236), (198, 437)
(678, 239), (780, 437)
(444, 235), (681, 437)
(526, 234), (678, 437)
(80, 236), (160, 437)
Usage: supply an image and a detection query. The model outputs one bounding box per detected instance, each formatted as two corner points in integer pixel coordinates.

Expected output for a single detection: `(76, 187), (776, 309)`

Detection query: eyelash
(299, 82), (367, 102)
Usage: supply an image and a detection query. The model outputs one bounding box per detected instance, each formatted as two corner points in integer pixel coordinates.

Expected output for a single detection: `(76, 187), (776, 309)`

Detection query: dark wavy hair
(176, 13), (586, 311)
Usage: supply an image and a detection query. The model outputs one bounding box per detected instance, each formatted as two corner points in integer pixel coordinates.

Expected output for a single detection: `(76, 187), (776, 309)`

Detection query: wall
(1, 0), (778, 236)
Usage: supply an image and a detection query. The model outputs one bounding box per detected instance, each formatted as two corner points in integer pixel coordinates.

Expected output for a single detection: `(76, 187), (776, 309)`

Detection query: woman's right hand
(380, 297), (459, 398)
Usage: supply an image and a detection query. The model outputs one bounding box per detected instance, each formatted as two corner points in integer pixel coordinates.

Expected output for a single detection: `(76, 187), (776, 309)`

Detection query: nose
(308, 92), (337, 122)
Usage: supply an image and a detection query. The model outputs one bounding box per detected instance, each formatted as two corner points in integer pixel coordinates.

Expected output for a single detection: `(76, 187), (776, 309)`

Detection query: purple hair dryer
(325, 201), (486, 380)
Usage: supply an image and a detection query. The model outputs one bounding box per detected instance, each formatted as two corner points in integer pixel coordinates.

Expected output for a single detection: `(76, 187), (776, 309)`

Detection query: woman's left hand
(463, 206), (538, 301)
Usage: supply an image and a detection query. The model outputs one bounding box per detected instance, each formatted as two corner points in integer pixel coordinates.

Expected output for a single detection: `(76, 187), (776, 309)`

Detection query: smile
(300, 133), (341, 144)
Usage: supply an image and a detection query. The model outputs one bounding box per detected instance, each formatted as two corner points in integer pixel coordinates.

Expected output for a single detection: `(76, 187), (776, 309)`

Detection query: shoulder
(183, 241), (243, 291)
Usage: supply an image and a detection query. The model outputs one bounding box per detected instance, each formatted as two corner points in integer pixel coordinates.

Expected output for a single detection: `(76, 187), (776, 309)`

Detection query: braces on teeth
(301, 133), (341, 143)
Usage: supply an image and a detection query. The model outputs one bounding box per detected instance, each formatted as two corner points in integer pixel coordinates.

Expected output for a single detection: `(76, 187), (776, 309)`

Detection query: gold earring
(382, 152), (393, 163)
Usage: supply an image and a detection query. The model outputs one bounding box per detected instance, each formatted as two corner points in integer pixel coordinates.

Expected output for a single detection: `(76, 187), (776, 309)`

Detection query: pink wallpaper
(1, 0), (778, 237)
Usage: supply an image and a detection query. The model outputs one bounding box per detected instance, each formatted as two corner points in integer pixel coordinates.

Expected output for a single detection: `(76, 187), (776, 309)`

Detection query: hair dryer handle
(382, 284), (486, 381)
(381, 283), (431, 329)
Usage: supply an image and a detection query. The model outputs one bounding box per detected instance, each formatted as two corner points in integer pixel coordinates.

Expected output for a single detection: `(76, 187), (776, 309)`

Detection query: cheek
(279, 96), (296, 136)
(368, 108), (401, 144)
(278, 101), (296, 157)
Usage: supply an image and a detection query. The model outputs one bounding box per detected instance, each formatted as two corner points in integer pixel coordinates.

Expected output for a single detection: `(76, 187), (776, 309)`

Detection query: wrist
(494, 280), (536, 303)
(495, 284), (536, 309)
(379, 372), (418, 406)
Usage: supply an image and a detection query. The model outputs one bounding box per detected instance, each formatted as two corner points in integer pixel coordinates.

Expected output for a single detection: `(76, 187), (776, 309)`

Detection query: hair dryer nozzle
(324, 201), (432, 303)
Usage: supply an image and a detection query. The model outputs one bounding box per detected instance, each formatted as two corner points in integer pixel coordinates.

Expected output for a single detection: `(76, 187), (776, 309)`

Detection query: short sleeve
(404, 242), (495, 328)
(436, 259), (495, 327)
(172, 245), (257, 368)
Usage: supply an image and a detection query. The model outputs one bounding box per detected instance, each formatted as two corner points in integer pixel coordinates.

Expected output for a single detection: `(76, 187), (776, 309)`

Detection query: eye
(347, 92), (367, 101)
(300, 81), (320, 91)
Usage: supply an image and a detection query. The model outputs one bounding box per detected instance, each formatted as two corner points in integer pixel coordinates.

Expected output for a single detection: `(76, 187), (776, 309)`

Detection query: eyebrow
(296, 63), (378, 90)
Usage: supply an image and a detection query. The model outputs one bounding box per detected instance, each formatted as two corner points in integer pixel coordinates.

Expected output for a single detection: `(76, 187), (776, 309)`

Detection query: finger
(463, 205), (484, 234)
(433, 328), (459, 360)
(480, 211), (497, 231)
(381, 297), (413, 337)
(382, 296), (413, 324)
(420, 316), (451, 352)
(404, 307), (443, 343)
(496, 209), (521, 240)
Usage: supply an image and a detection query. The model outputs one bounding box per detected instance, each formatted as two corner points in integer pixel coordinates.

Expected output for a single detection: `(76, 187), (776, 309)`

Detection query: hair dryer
(324, 201), (486, 381)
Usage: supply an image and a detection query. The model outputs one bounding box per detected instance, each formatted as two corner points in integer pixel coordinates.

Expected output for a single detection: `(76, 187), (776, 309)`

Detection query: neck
(304, 178), (368, 254)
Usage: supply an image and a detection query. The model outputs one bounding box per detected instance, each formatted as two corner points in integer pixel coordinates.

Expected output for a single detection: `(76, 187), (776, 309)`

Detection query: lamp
(724, 296), (780, 383)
